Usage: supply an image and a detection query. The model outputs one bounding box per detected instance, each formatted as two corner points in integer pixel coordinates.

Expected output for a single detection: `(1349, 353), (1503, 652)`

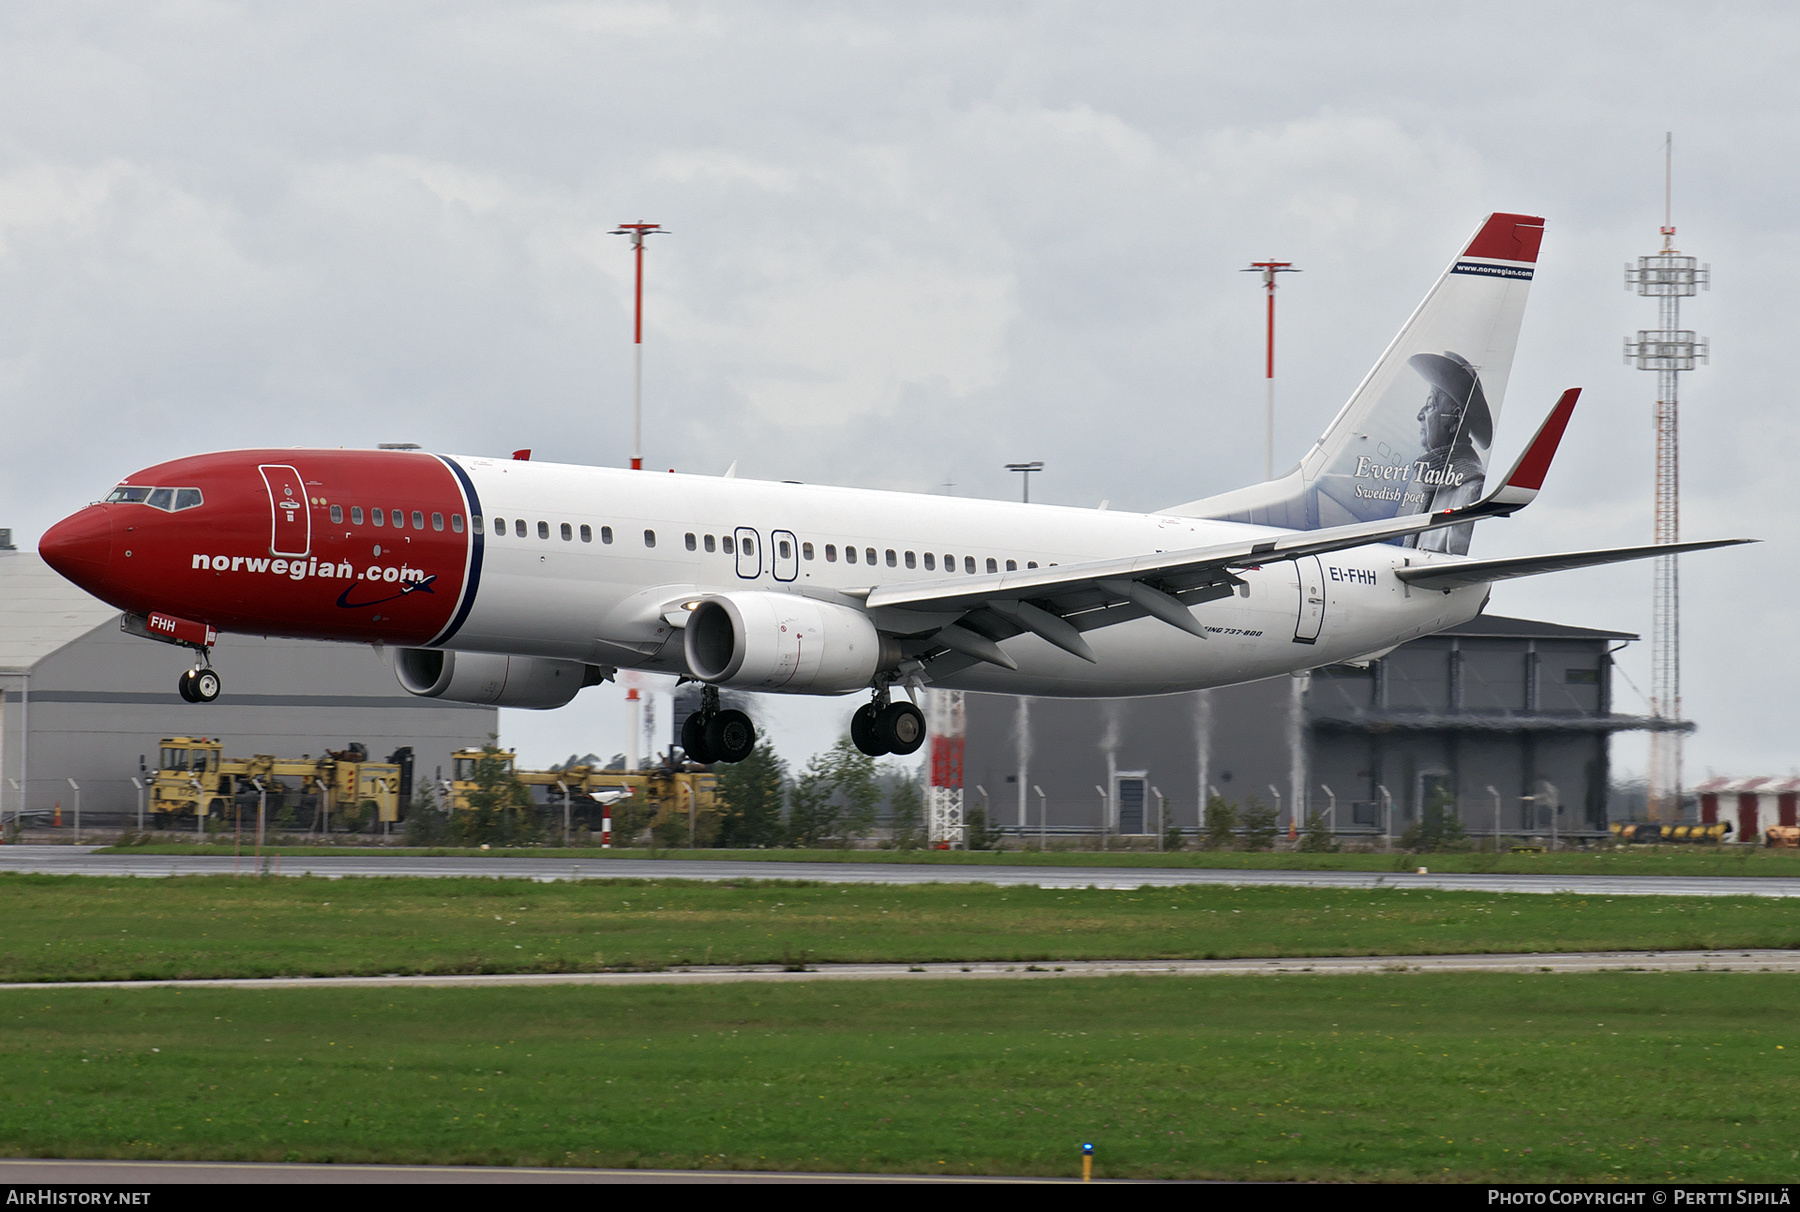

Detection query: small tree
(714, 742), (786, 848)
(1163, 822), (1185, 852)
(403, 782), (450, 846)
(785, 757), (839, 848)
(1240, 797), (1278, 851)
(965, 806), (1005, 851)
(451, 742), (538, 847)
(1203, 795), (1239, 850)
(1297, 811), (1339, 853)
(820, 738), (882, 846)
(1401, 783), (1469, 853)
(886, 771), (927, 850)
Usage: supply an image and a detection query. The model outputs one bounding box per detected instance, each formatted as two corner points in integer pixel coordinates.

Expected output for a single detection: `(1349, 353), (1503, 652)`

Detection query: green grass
(3, 974), (1797, 1180)
(90, 841), (1800, 879)
(6, 873), (1800, 983)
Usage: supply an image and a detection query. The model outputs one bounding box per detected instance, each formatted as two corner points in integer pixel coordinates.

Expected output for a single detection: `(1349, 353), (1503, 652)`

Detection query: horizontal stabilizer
(1395, 538), (1756, 592)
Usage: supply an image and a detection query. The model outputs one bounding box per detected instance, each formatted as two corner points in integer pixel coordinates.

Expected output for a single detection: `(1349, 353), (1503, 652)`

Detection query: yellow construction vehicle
(447, 748), (716, 842)
(150, 737), (412, 829)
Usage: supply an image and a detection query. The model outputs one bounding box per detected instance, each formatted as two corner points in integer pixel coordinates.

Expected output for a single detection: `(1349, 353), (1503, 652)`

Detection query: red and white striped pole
(611, 221), (664, 471)
(1243, 259), (1299, 482)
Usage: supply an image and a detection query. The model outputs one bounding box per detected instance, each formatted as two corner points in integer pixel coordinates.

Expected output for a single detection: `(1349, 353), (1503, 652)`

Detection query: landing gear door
(259, 464), (311, 558)
(1293, 555), (1325, 644)
(771, 530), (799, 582)
(734, 527), (761, 579)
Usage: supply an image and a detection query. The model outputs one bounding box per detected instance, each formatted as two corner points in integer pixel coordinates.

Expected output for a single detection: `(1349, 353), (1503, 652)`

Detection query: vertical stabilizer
(1169, 213), (1544, 555)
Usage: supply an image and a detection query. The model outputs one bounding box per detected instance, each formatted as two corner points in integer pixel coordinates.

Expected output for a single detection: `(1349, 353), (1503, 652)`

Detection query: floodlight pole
(1033, 784), (1047, 848)
(1242, 260), (1300, 482)
(66, 778), (80, 845)
(1005, 461), (1044, 503)
(611, 221), (664, 471)
(130, 776), (144, 833)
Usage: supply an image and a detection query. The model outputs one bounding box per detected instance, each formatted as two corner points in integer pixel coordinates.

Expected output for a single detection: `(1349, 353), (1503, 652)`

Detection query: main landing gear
(850, 687), (926, 758)
(177, 660), (221, 704)
(681, 684), (757, 765)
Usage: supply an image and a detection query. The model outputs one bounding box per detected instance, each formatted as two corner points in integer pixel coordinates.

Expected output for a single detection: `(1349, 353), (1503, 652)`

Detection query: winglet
(1448, 388), (1580, 519)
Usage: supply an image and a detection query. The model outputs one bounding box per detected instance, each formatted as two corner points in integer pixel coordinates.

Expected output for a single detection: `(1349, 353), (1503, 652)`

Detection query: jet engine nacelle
(395, 648), (603, 710)
(683, 592), (897, 694)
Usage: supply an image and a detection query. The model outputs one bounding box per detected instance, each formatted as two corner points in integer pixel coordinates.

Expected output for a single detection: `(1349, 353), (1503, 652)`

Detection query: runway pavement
(2, 949), (1798, 995)
(4, 845), (1800, 898)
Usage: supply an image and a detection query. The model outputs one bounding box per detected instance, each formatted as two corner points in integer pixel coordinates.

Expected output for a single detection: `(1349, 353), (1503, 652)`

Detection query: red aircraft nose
(40, 506), (114, 588)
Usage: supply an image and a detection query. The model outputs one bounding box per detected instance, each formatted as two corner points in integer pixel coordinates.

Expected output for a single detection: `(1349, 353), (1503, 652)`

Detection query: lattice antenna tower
(925, 690), (966, 847)
(1624, 133), (1709, 821)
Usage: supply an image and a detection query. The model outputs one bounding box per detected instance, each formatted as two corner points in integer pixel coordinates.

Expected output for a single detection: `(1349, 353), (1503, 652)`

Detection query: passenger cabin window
(413, 511), (425, 529)
(579, 524), (591, 542)
(864, 547), (875, 564)
(490, 516), (502, 535)
(845, 546), (857, 564)
(330, 505), (343, 523)
(373, 509), (386, 527)
(537, 521), (549, 539)
(943, 553), (954, 570)
(600, 526), (613, 544)
(451, 514), (464, 533)
(924, 553), (935, 570)
(685, 533), (697, 551)
(803, 542), (814, 560)
(561, 522), (572, 541)
(779, 538), (792, 559)
(1005, 559), (1016, 571)
(1027, 561), (1038, 569)
(744, 537), (755, 555)
(986, 558), (998, 573)
(432, 512), (445, 531)
(514, 519), (526, 538)
(704, 534), (716, 553)
(722, 535), (734, 555)
(904, 551), (915, 568)
(825, 544), (837, 562)
(394, 508), (406, 528)
(470, 515), (482, 533)
(885, 549), (896, 567)
(964, 556), (976, 574)
(351, 507), (364, 525)
(644, 529), (656, 548)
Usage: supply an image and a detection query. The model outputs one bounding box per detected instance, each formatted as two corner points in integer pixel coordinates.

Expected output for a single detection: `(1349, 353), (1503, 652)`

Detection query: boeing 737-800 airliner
(37, 213), (1748, 764)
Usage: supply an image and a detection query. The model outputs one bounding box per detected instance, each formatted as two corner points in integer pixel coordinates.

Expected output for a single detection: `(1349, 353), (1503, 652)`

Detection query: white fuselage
(449, 457), (1489, 698)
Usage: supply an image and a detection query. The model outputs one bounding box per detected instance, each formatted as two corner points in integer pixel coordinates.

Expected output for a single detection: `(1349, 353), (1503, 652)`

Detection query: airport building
(0, 548), (497, 827)
(962, 615), (1676, 840)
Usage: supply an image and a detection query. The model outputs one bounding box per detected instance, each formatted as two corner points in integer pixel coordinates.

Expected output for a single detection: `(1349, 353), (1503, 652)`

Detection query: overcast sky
(3, 2), (1795, 781)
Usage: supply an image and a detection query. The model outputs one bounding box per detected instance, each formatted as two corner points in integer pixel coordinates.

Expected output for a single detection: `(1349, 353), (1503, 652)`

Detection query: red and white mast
(611, 221), (664, 471)
(1243, 259), (1300, 481)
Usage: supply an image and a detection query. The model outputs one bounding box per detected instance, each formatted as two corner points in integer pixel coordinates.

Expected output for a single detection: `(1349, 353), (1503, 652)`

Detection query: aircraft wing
(860, 391), (1583, 669)
(1394, 538), (1756, 592)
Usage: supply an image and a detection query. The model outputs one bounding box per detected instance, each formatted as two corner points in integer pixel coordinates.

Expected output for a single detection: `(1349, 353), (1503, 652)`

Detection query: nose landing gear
(850, 686), (926, 757)
(680, 684), (757, 765)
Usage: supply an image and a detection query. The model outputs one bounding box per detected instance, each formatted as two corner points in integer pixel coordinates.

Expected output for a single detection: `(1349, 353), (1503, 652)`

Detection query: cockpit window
(105, 486), (203, 511)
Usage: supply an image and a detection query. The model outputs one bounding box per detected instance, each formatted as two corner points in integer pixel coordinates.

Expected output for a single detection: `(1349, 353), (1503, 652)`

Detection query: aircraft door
(1293, 555), (1325, 644)
(771, 530), (799, 582)
(734, 527), (761, 579)
(259, 464), (311, 558)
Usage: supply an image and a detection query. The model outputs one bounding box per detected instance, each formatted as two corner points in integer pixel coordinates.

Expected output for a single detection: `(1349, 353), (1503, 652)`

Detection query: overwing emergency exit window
(330, 505), (343, 523)
(780, 538), (792, 560)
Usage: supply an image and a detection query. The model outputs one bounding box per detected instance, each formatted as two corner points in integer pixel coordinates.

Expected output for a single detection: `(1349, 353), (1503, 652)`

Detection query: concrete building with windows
(963, 615), (1676, 841)
(0, 549), (496, 828)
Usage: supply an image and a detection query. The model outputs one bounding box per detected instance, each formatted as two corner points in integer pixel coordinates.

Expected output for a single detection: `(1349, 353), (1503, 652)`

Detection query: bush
(965, 806), (1005, 851)
(714, 743), (786, 848)
(1202, 796), (1239, 851)
(402, 785), (450, 846)
(1163, 823), (1185, 852)
(1240, 798), (1278, 851)
(886, 773), (927, 850)
(1297, 812), (1339, 853)
(451, 741), (540, 847)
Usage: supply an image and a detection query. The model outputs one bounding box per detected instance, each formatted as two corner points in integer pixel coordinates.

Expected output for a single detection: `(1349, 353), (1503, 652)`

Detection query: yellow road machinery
(1610, 821), (1732, 845)
(447, 748), (716, 841)
(150, 737), (413, 830)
